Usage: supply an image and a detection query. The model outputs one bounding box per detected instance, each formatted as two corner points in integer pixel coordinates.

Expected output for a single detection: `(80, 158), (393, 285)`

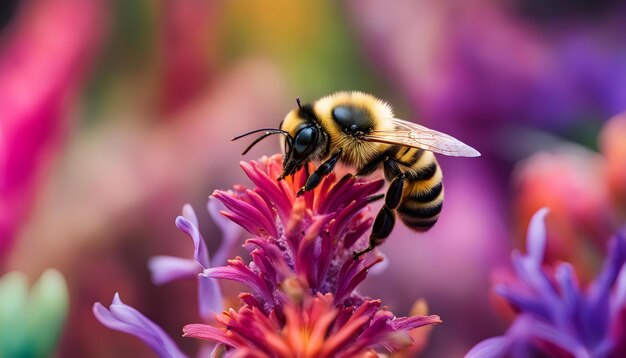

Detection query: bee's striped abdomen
(389, 149), (444, 232)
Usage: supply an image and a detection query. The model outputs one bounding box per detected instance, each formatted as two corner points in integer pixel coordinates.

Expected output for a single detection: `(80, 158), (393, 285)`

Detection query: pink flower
(0, 0), (105, 258)
(95, 155), (440, 356)
(184, 155), (442, 356)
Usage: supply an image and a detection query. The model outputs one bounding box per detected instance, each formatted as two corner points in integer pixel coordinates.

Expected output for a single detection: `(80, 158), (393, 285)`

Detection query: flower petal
(183, 323), (239, 347)
(465, 336), (511, 358)
(93, 293), (187, 358)
(148, 256), (201, 285)
(207, 197), (241, 267)
(175, 207), (210, 268)
(202, 259), (274, 305)
(390, 314), (442, 331)
(198, 276), (223, 321)
(526, 207), (549, 265)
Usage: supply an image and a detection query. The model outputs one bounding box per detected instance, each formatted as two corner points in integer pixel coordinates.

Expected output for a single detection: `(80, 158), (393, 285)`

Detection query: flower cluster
(94, 155), (440, 357)
(467, 209), (626, 357)
(186, 155), (441, 356)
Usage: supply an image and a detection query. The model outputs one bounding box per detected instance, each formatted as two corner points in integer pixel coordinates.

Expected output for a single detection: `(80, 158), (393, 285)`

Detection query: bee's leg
(296, 149), (343, 197)
(353, 157), (405, 260)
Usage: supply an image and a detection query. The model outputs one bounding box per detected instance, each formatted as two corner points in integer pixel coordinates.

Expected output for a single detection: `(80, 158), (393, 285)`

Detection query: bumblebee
(233, 91), (480, 259)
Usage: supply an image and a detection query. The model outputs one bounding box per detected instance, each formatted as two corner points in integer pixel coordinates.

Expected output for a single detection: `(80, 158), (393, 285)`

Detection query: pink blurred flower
(600, 113), (626, 211)
(157, 0), (216, 114)
(0, 0), (106, 259)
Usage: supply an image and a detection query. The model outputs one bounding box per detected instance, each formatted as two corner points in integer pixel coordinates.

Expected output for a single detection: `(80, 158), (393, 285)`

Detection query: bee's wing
(363, 118), (481, 157)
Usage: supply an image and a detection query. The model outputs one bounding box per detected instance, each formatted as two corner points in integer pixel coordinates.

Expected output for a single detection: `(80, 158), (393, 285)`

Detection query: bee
(233, 91), (480, 259)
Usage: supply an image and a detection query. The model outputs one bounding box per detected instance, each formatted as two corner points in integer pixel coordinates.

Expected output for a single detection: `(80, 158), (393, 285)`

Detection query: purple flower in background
(466, 208), (626, 357)
(183, 155), (441, 356)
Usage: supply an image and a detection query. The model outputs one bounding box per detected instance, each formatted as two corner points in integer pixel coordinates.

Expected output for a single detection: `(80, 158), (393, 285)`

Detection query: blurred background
(1, 0), (626, 356)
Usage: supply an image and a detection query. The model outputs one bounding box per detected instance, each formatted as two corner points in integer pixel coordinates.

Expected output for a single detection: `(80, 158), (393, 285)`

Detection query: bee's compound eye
(294, 126), (316, 154)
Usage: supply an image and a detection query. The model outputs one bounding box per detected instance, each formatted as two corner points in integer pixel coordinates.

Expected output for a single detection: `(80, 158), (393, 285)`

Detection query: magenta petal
(183, 324), (238, 347)
(202, 260), (274, 304)
(390, 314), (442, 331)
(240, 161), (292, 220)
(213, 191), (278, 237)
(93, 293), (187, 358)
(348, 312), (396, 353)
(335, 259), (370, 303)
(148, 256), (201, 285)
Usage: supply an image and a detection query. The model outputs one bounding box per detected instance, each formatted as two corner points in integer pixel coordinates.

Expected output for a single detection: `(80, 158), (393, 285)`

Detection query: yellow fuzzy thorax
(281, 91), (396, 168)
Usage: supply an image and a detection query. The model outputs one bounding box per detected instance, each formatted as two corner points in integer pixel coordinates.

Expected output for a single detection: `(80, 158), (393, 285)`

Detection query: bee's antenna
(232, 128), (293, 155)
(231, 128), (287, 141)
(296, 97), (302, 109)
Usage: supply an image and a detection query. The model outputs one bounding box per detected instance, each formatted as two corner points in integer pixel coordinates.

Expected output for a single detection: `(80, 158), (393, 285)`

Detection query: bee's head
(278, 98), (328, 180)
(232, 98), (328, 181)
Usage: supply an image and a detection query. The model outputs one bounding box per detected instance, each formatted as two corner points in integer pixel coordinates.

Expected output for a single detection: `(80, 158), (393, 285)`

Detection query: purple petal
(175, 207), (209, 268)
(524, 318), (590, 357)
(335, 259), (371, 304)
(148, 256), (201, 285)
(198, 276), (223, 321)
(495, 285), (552, 321)
(526, 208), (549, 265)
(344, 217), (374, 249)
(207, 197), (241, 267)
(181, 205), (210, 267)
(182, 203), (199, 228)
(554, 263), (584, 333)
(611, 264), (626, 316)
(510, 251), (561, 317)
(589, 233), (626, 305)
(585, 234), (626, 345)
(465, 336), (511, 358)
(93, 293), (187, 358)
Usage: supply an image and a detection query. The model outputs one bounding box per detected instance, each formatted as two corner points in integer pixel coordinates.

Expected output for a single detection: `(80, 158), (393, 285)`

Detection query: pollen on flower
(184, 154), (441, 356)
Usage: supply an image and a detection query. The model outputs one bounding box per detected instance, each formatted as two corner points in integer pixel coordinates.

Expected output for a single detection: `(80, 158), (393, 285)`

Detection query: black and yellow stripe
(388, 150), (444, 232)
